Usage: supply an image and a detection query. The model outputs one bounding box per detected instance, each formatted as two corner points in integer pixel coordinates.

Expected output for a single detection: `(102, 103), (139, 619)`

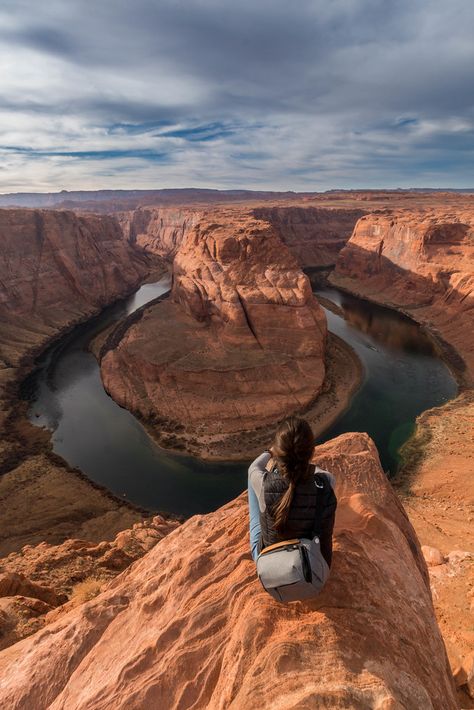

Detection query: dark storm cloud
(0, 0), (473, 190)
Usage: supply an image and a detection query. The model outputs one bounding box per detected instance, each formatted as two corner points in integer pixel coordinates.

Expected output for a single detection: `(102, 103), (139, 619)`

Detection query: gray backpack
(256, 476), (330, 603)
(256, 535), (329, 603)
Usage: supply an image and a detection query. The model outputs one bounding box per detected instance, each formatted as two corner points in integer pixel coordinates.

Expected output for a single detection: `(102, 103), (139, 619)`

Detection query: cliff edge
(0, 433), (457, 709)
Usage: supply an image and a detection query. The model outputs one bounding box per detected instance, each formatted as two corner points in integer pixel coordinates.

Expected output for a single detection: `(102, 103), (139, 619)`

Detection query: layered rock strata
(0, 208), (149, 375)
(118, 206), (203, 261)
(0, 208), (151, 553)
(0, 433), (458, 709)
(253, 205), (366, 267)
(0, 514), (180, 650)
(332, 210), (474, 381)
(100, 210), (330, 458)
(332, 209), (474, 702)
(119, 204), (365, 269)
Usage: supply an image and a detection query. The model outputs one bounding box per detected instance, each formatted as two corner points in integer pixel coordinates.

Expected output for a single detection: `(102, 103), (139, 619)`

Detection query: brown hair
(270, 416), (315, 533)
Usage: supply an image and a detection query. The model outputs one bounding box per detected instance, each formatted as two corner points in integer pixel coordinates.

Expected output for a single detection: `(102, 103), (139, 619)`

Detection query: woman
(248, 416), (337, 565)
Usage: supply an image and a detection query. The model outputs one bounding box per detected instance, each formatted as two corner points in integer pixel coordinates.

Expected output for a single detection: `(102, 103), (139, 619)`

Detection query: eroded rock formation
(0, 514), (180, 650)
(0, 208), (149, 374)
(100, 209), (330, 458)
(332, 208), (474, 703)
(0, 433), (457, 709)
(0, 208), (151, 555)
(332, 209), (474, 380)
(253, 206), (366, 267)
(119, 204), (365, 269)
(118, 206), (203, 261)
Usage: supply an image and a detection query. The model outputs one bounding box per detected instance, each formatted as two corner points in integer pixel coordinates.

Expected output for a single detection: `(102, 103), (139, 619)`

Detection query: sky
(0, 0), (473, 192)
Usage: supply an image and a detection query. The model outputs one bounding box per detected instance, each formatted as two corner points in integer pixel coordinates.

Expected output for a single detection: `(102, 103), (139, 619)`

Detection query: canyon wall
(118, 206), (203, 261)
(0, 433), (457, 709)
(0, 208), (149, 375)
(119, 204), (365, 269)
(331, 210), (474, 381)
(100, 209), (329, 458)
(332, 208), (474, 701)
(0, 208), (151, 554)
(253, 206), (366, 267)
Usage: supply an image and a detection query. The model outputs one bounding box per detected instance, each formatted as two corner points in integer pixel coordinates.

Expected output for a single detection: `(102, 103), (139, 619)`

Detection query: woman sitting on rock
(248, 416), (337, 601)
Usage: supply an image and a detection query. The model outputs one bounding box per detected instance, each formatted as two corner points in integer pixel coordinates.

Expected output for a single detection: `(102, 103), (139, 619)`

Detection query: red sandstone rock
(119, 204), (365, 269)
(331, 209), (474, 381)
(253, 205), (366, 267)
(0, 572), (65, 607)
(0, 433), (458, 709)
(333, 209), (474, 707)
(0, 573), (66, 650)
(118, 206), (203, 260)
(0, 207), (153, 549)
(0, 515), (179, 595)
(0, 207), (149, 402)
(422, 545), (446, 567)
(463, 651), (474, 698)
(0, 516), (180, 649)
(101, 209), (328, 457)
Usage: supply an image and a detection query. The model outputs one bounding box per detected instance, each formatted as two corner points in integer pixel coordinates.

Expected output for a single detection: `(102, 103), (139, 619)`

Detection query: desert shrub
(70, 577), (103, 604)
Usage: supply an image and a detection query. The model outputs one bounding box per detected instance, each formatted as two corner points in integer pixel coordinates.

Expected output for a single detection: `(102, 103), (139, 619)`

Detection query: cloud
(0, 0), (473, 191)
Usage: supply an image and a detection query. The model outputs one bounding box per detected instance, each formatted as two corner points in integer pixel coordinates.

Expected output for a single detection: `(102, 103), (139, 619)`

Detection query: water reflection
(334, 290), (436, 356)
(315, 287), (457, 471)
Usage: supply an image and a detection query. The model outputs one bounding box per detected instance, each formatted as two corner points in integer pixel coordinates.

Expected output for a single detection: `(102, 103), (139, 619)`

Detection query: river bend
(26, 277), (457, 516)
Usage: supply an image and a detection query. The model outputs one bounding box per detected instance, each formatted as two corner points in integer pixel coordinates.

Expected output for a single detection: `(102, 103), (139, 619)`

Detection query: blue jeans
(248, 474), (261, 562)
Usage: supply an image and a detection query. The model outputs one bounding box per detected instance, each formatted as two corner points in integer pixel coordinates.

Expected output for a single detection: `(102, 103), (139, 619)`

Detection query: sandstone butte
(0, 433), (459, 709)
(100, 208), (335, 459)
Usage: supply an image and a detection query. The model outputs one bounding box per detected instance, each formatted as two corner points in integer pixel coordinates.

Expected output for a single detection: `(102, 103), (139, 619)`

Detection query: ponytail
(272, 480), (295, 532)
(270, 417), (314, 534)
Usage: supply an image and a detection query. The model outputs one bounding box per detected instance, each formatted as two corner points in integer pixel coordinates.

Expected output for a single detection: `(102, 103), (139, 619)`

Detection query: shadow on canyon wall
(333, 241), (471, 378)
(252, 205), (366, 268)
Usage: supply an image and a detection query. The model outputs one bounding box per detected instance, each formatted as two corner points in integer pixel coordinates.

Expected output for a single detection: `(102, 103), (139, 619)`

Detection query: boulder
(421, 545), (446, 567)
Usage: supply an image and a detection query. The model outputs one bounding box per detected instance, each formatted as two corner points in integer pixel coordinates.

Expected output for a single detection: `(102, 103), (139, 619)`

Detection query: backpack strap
(311, 468), (327, 539)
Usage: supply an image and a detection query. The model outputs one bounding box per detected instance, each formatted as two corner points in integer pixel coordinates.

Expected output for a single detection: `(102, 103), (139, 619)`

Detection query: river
(25, 275), (457, 517)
